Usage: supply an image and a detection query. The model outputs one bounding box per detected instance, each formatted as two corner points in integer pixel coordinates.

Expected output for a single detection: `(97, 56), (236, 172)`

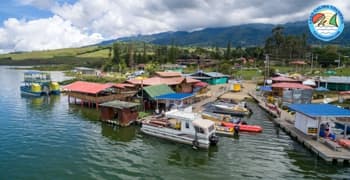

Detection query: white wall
(294, 112), (318, 135)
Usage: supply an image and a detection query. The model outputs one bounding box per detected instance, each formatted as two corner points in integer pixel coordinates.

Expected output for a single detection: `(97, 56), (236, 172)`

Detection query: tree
(225, 40), (231, 60)
(127, 43), (134, 68)
(112, 43), (121, 64)
(145, 61), (160, 76)
(142, 42), (147, 63)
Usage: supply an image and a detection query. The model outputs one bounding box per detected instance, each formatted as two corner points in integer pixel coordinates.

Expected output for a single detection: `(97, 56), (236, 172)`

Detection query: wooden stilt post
(316, 117), (321, 141)
(345, 124), (348, 139)
(74, 98), (77, 104)
(68, 95), (70, 104)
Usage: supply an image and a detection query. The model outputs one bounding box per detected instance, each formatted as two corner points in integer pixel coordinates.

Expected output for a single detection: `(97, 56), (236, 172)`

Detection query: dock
(249, 91), (350, 163)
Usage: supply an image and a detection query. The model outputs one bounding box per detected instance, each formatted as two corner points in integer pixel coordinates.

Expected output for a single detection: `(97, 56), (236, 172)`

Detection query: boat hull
(141, 124), (211, 149)
(20, 86), (42, 97)
(221, 122), (263, 133)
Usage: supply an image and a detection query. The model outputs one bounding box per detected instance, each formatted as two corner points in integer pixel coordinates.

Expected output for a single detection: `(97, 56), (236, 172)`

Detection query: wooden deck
(249, 91), (350, 163)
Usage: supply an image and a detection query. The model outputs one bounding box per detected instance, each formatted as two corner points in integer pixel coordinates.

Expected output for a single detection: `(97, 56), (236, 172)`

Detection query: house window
(185, 122), (189, 128)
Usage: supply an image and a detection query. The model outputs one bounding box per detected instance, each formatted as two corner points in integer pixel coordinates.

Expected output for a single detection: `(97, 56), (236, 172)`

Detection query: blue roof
(260, 86), (272, 92)
(288, 104), (350, 117)
(155, 93), (193, 100)
(24, 71), (47, 75)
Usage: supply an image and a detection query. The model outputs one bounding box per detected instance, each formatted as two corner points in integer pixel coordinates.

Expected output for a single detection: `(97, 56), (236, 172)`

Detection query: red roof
(272, 82), (313, 89)
(194, 81), (209, 87)
(339, 91), (350, 95)
(271, 76), (298, 82)
(290, 60), (307, 65)
(127, 77), (199, 86)
(108, 83), (135, 89)
(155, 71), (182, 77)
(64, 81), (114, 94)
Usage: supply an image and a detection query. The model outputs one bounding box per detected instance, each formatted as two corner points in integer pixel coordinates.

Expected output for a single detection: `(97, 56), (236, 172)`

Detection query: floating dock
(249, 91), (350, 164)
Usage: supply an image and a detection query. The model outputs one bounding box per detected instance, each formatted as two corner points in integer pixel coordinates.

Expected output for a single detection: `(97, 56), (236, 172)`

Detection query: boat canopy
(192, 119), (214, 130)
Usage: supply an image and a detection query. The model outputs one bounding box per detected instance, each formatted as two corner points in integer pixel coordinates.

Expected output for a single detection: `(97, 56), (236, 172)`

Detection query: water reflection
(166, 145), (218, 167)
(101, 124), (137, 142)
(69, 105), (100, 121)
(22, 95), (60, 109)
(286, 141), (349, 179)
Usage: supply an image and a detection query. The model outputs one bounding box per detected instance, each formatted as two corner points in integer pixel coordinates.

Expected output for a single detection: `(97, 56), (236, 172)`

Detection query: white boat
(211, 102), (250, 116)
(141, 110), (219, 149)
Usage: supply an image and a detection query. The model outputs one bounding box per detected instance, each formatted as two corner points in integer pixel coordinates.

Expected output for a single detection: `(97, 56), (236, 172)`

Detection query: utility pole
(311, 53), (313, 72)
(264, 54), (269, 86)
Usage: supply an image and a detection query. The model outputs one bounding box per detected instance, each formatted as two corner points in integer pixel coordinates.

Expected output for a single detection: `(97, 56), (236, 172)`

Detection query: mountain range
(99, 21), (350, 47)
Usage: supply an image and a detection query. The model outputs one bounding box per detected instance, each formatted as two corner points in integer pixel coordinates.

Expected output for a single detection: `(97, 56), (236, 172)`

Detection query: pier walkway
(249, 91), (350, 163)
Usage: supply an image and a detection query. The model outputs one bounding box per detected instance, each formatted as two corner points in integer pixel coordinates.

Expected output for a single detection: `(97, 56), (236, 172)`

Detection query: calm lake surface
(0, 66), (349, 179)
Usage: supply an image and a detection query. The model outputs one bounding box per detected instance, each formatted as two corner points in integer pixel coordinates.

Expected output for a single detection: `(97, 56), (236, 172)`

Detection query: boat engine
(209, 135), (219, 145)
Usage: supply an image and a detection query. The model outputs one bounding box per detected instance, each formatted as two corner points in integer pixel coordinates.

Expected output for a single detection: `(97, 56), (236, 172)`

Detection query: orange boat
(338, 139), (350, 148)
(221, 122), (263, 133)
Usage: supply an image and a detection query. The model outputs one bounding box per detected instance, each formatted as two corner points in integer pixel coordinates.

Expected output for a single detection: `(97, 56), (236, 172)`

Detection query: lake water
(0, 66), (349, 179)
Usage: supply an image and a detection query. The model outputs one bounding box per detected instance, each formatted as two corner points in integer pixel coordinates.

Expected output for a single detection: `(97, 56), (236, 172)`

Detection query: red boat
(221, 122), (263, 133)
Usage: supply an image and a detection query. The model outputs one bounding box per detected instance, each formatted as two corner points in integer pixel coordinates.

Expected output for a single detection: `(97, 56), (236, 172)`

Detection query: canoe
(221, 122), (263, 133)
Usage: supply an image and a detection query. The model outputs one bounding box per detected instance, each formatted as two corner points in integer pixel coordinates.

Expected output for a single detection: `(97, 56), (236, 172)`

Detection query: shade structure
(288, 104), (350, 117)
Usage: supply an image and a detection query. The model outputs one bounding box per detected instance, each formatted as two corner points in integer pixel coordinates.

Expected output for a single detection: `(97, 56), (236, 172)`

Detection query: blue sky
(0, 0), (349, 53)
(0, 1), (50, 23)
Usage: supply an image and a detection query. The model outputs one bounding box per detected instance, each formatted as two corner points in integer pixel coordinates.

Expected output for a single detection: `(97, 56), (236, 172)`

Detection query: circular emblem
(308, 5), (344, 41)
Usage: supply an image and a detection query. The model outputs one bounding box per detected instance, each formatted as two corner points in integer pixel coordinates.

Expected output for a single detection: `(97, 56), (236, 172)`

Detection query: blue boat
(20, 71), (60, 96)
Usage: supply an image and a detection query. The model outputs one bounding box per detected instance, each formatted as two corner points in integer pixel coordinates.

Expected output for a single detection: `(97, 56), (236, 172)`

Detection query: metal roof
(272, 82), (313, 89)
(288, 104), (350, 117)
(143, 84), (175, 99)
(155, 93), (193, 100)
(99, 100), (139, 109)
(320, 76), (350, 83)
(260, 86), (272, 92)
(64, 81), (113, 94)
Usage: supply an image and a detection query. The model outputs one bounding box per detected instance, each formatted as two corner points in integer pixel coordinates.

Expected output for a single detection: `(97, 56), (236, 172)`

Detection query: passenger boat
(140, 110), (219, 149)
(20, 71), (60, 96)
(211, 102), (250, 116)
(201, 111), (263, 133)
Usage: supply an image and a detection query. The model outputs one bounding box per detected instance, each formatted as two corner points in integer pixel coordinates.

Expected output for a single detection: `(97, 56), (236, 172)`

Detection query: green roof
(100, 100), (139, 109)
(143, 84), (175, 100)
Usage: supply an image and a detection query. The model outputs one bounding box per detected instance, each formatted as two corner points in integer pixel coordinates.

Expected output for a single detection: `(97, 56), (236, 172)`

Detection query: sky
(0, 0), (349, 53)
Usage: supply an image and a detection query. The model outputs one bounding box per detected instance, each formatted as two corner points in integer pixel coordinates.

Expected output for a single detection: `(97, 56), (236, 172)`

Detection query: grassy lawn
(0, 46), (102, 60)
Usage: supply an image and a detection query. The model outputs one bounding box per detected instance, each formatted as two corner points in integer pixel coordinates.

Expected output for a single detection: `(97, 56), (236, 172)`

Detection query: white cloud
(0, 15), (102, 52)
(1, 0), (350, 53)
(19, 0), (56, 9)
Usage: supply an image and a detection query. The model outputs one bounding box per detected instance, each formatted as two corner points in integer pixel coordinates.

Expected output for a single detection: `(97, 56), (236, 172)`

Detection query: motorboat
(141, 110), (219, 149)
(211, 101), (250, 116)
(201, 111), (263, 133)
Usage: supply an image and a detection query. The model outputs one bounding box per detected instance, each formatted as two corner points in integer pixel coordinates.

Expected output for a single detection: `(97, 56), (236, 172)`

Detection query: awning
(155, 93), (193, 100)
(288, 104), (350, 117)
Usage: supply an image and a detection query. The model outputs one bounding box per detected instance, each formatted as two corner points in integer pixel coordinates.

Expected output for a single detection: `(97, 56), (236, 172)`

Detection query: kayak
(221, 122), (263, 133)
